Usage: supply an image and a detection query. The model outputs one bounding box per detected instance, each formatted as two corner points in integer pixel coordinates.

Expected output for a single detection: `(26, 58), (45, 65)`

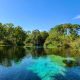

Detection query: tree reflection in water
(0, 46), (26, 67)
(0, 47), (80, 80)
(0, 46), (46, 67)
(0, 46), (80, 68)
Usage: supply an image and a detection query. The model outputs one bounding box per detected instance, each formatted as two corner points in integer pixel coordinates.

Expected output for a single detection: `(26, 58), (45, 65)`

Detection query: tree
(0, 23), (27, 46)
(44, 23), (80, 48)
(13, 26), (27, 45)
(40, 31), (49, 44)
(31, 29), (43, 46)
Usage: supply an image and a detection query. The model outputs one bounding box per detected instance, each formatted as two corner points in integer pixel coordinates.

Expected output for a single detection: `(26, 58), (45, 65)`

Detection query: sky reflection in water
(0, 47), (80, 80)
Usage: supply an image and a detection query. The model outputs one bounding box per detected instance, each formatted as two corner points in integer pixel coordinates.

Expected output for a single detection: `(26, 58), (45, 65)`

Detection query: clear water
(0, 47), (80, 80)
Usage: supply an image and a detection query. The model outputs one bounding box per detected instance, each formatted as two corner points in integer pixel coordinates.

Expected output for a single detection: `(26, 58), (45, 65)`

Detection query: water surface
(0, 47), (80, 80)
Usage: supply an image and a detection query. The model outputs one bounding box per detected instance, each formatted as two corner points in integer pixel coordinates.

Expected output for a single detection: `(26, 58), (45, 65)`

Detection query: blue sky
(0, 0), (80, 31)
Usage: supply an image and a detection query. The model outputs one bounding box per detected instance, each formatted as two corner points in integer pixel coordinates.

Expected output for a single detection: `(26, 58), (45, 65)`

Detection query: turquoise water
(26, 55), (79, 80)
(26, 56), (65, 80)
(0, 47), (80, 80)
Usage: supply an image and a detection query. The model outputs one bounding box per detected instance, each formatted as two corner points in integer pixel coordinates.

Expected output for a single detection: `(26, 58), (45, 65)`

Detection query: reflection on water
(44, 48), (80, 57)
(0, 47), (80, 80)
(0, 47), (26, 67)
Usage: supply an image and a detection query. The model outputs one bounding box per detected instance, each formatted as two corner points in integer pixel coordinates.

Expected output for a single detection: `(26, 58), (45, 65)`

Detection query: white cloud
(73, 15), (80, 19)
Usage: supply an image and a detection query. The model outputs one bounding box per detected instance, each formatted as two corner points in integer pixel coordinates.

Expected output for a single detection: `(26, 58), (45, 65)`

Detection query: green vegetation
(24, 30), (49, 47)
(1, 22), (80, 50)
(44, 23), (80, 49)
(0, 23), (27, 46)
(0, 22), (49, 47)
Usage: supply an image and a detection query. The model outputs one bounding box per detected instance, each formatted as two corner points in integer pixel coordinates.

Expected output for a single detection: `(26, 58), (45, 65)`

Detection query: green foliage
(25, 30), (49, 47)
(44, 23), (80, 49)
(1, 22), (80, 49)
(0, 23), (27, 46)
(40, 31), (49, 43)
(30, 29), (43, 46)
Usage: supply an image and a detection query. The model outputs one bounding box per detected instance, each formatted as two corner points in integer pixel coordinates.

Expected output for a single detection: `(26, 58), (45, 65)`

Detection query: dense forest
(44, 23), (80, 49)
(0, 22), (48, 46)
(0, 23), (26, 46)
(0, 22), (80, 50)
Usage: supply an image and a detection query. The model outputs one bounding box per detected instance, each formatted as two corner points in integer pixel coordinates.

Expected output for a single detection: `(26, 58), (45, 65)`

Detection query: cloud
(73, 15), (80, 19)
